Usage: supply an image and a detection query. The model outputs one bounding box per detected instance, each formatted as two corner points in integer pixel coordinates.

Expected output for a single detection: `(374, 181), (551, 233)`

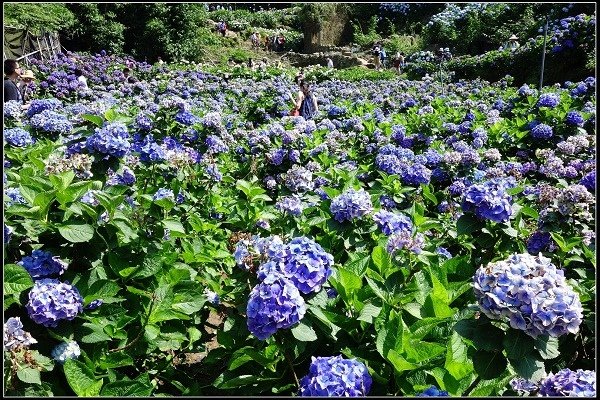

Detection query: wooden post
(539, 15), (549, 91)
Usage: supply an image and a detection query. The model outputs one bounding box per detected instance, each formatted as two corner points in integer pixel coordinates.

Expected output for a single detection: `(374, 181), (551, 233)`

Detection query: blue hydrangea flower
(4, 127), (35, 147)
(85, 299), (103, 310)
(4, 224), (12, 244)
(206, 135), (229, 154)
(276, 195), (305, 217)
(175, 110), (200, 126)
(537, 93), (560, 108)
(565, 111), (585, 126)
(259, 237), (334, 295)
(26, 279), (83, 327)
(538, 368), (596, 397)
(4, 100), (23, 119)
(51, 341), (81, 364)
(387, 230), (425, 255)
(436, 247), (453, 259)
(530, 123), (553, 139)
(26, 98), (62, 118)
(526, 231), (553, 254)
(285, 165), (314, 193)
(372, 210), (413, 235)
(461, 179), (513, 223)
(204, 289), (220, 305)
(3, 317), (37, 351)
(134, 134), (165, 163)
(268, 148), (287, 166)
(473, 253), (583, 338)
(153, 188), (174, 201)
(580, 170), (595, 191)
(330, 189), (373, 222)
(417, 386), (450, 396)
(5, 187), (28, 206)
(86, 122), (131, 158)
(299, 355), (372, 397)
(246, 273), (306, 340)
(29, 110), (73, 134)
(18, 250), (68, 279)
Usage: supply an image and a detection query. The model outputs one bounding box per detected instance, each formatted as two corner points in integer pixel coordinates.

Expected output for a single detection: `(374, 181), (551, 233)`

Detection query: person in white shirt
(326, 58), (334, 69)
(75, 68), (88, 89)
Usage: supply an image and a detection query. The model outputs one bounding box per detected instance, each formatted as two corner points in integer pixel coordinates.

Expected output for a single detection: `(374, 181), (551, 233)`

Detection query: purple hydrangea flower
(153, 188), (174, 201)
(417, 386), (450, 397)
(276, 195), (305, 217)
(29, 110), (73, 134)
(387, 230), (425, 255)
(3, 317), (37, 351)
(246, 273), (306, 340)
(538, 369), (596, 397)
(26, 98), (62, 118)
(526, 231), (553, 254)
(85, 299), (103, 310)
(579, 170), (595, 191)
(285, 165), (314, 193)
(86, 122), (131, 158)
(330, 189), (373, 222)
(565, 111), (585, 126)
(18, 250), (68, 279)
(372, 210), (413, 235)
(530, 123), (553, 139)
(473, 253), (583, 338)
(51, 341), (81, 364)
(299, 355), (372, 397)
(26, 279), (84, 327)
(205, 135), (229, 154)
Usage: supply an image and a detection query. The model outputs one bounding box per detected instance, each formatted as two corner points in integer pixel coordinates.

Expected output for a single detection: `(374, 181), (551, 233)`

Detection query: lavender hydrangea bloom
(538, 369), (596, 397)
(51, 341), (81, 364)
(26, 279), (84, 327)
(417, 386), (450, 397)
(526, 231), (553, 254)
(330, 189), (373, 222)
(18, 250), (68, 279)
(565, 111), (585, 126)
(206, 135), (229, 154)
(285, 165), (314, 193)
(26, 98), (62, 118)
(510, 377), (539, 394)
(4, 127), (35, 147)
(3, 317), (37, 351)
(387, 230), (425, 255)
(204, 289), (220, 305)
(153, 188), (174, 201)
(537, 93), (560, 108)
(461, 180), (513, 223)
(299, 355), (372, 397)
(29, 110), (73, 134)
(276, 195), (305, 217)
(5, 187), (28, 206)
(246, 273), (306, 340)
(473, 253), (583, 338)
(372, 210), (413, 235)
(4, 100), (22, 119)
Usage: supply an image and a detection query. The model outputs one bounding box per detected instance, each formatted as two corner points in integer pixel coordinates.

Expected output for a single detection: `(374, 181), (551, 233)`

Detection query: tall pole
(539, 15), (549, 91)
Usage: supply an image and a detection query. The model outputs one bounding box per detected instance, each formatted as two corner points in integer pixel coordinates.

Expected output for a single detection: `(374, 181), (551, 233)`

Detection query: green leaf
(80, 323), (112, 343)
(405, 340), (446, 364)
(81, 113), (104, 127)
(291, 320), (318, 342)
(387, 349), (418, 372)
(58, 223), (95, 243)
(511, 355), (546, 382)
(357, 303), (381, 323)
(421, 183), (438, 205)
(49, 170), (75, 192)
(3, 264), (34, 296)
(503, 330), (535, 360)
(63, 359), (103, 397)
(83, 280), (121, 304)
(371, 246), (391, 275)
(445, 331), (474, 380)
(456, 214), (482, 236)
(163, 219), (186, 237)
(101, 374), (153, 396)
(17, 367), (41, 384)
(337, 267), (362, 298)
(472, 351), (507, 380)
(98, 353), (134, 370)
(534, 335), (560, 360)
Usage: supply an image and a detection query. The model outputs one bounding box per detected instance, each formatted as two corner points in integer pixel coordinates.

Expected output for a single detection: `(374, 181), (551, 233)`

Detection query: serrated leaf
(81, 113), (104, 127)
(534, 335), (560, 360)
(371, 246), (391, 275)
(472, 351), (507, 379)
(456, 214), (482, 236)
(58, 223), (94, 243)
(17, 367), (41, 384)
(291, 320), (318, 342)
(3, 264), (34, 296)
(387, 349), (418, 372)
(511, 355), (546, 381)
(445, 331), (473, 380)
(503, 330), (535, 360)
(357, 303), (381, 323)
(163, 219), (186, 237)
(63, 359), (103, 396)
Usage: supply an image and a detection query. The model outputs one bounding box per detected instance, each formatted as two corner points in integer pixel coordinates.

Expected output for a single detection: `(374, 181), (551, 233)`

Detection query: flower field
(3, 50), (596, 397)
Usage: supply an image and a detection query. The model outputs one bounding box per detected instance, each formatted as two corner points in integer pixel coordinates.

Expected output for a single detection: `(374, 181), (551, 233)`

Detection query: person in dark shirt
(4, 59), (23, 103)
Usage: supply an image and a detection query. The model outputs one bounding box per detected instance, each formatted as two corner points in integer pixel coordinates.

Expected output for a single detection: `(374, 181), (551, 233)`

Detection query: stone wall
(303, 4), (351, 53)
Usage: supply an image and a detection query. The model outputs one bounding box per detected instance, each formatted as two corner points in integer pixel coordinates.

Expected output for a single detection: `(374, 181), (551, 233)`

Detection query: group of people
(4, 59), (34, 108)
(371, 43), (405, 74)
(249, 31), (286, 52)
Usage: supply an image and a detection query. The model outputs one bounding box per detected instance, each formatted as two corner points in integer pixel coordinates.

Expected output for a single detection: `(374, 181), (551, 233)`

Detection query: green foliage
(382, 34), (423, 56)
(351, 15), (381, 49)
(3, 3), (75, 34)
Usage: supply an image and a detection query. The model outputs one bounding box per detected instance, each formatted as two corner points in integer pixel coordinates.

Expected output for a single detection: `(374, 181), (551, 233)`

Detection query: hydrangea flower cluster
(473, 253), (583, 338)
(387, 229), (425, 255)
(276, 195), (305, 217)
(26, 98), (62, 118)
(246, 272), (306, 340)
(258, 237), (334, 295)
(537, 93), (560, 108)
(298, 355), (372, 397)
(330, 189), (373, 222)
(372, 210), (412, 235)
(4, 100), (22, 119)
(538, 368), (596, 397)
(86, 122), (131, 158)
(530, 122), (554, 139)
(4, 127), (36, 147)
(18, 249), (68, 279)
(26, 279), (84, 327)
(51, 341), (81, 364)
(461, 179), (513, 223)
(284, 165), (314, 193)
(3, 317), (37, 351)
(153, 188), (174, 201)
(417, 386), (450, 397)
(29, 110), (73, 134)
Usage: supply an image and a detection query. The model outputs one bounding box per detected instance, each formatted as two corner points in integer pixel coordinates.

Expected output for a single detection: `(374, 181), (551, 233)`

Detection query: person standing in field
(4, 59), (23, 104)
(295, 79), (318, 120)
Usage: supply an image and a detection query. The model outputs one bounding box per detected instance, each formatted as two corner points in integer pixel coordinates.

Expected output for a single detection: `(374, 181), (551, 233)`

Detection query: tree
(4, 3), (75, 34)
